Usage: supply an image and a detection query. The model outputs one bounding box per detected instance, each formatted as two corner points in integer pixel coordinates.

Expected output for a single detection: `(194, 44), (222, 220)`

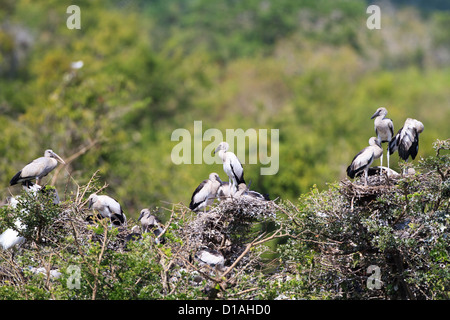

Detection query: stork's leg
(229, 179), (234, 197)
(379, 154), (383, 176)
(364, 168), (369, 186)
(387, 146), (390, 173)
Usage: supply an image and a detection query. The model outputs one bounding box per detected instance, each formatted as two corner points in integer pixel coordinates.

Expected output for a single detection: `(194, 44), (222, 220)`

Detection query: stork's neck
(218, 150), (227, 162)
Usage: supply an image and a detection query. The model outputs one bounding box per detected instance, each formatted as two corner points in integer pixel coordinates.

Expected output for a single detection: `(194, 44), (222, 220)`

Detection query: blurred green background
(1, 0), (449, 219)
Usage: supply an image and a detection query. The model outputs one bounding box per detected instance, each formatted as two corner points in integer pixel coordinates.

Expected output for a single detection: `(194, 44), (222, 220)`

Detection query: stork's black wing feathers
(10, 170), (22, 186)
(189, 179), (207, 210)
(230, 163), (245, 185)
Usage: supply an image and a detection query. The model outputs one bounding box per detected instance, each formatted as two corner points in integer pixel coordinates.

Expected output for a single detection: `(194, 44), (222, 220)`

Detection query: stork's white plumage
(217, 181), (232, 201)
(0, 198), (26, 250)
(0, 220), (25, 250)
(214, 142), (245, 195)
(10, 149), (65, 186)
(189, 173), (223, 212)
(195, 248), (225, 269)
(389, 118), (424, 162)
(371, 107), (394, 174)
(347, 137), (383, 185)
(88, 194), (127, 226)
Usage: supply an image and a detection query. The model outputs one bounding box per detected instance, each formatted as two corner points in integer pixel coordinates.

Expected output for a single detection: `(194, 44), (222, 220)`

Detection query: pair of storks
(189, 142), (268, 213)
(346, 107), (424, 185)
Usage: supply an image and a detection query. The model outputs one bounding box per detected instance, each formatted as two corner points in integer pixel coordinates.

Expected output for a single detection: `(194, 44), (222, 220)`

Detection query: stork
(87, 194), (127, 226)
(195, 247), (225, 270)
(234, 183), (270, 201)
(138, 208), (165, 244)
(0, 219), (25, 250)
(0, 197), (25, 250)
(189, 173), (223, 213)
(10, 149), (66, 187)
(347, 137), (383, 186)
(371, 108), (394, 175)
(214, 142), (245, 195)
(217, 181), (232, 201)
(389, 118), (424, 168)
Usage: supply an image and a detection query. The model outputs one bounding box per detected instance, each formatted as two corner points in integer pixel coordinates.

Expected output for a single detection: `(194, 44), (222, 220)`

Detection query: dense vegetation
(0, 139), (448, 300)
(0, 0), (449, 300)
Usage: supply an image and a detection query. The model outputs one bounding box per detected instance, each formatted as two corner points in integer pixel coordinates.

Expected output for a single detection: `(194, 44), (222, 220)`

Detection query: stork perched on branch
(138, 209), (165, 244)
(10, 149), (66, 187)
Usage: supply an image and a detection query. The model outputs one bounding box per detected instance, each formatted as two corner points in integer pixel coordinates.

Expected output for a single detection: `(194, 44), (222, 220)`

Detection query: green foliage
(276, 139), (450, 299)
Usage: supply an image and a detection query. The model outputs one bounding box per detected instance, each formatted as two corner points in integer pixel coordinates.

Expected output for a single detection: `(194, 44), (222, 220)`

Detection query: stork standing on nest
(389, 118), (424, 169)
(189, 173), (223, 213)
(214, 142), (245, 195)
(87, 194), (127, 226)
(371, 107), (394, 175)
(347, 137), (383, 186)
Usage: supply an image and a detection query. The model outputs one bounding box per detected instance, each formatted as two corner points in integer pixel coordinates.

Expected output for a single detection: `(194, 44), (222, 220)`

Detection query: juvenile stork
(214, 142), (245, 194)
(347, 137), (383, 186)
(195, 247), (225, 270)
(389, 118), (424, 164)
(217, 181), (232, 201)
(138, 208), (165, 244)
(371, 107), (394, 174)
(189, 173), (223, 213)
(235, 183), (270, 201)
(10, 149), (66, 187)
(87, 194), (127, 226)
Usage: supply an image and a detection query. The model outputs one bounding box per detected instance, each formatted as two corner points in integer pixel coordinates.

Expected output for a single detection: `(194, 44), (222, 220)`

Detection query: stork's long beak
(88, 199), (93, 209)
(375, 140), (382, 148)
(52, 152), (66, 165)
(216, 176), (223, 185)
(138, 212), (144, 221)
(370, 110), (380, 119)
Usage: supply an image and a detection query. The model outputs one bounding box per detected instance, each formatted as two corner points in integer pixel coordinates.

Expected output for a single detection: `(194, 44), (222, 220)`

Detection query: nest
(339, 172), (401, 203)
(184, 197), (278, 265)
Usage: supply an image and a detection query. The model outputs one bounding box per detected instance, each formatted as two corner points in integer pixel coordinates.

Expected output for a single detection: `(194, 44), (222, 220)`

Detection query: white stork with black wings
(88, 194), (127, 226)
(189, 173), (223, 213)
(347, 137), (383, 185)
(10, 149), (66, 187)
(389, 118), (424, 162)
(214, 142), (245, 195)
